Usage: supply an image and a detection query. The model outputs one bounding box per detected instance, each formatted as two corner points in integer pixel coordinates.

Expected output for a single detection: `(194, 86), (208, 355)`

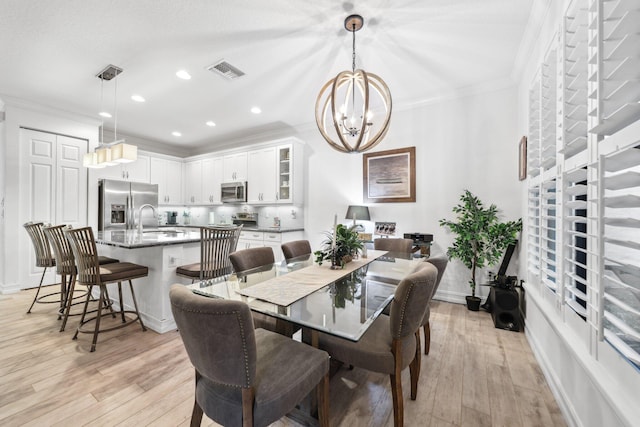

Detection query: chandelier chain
(351, 21), (356, 73)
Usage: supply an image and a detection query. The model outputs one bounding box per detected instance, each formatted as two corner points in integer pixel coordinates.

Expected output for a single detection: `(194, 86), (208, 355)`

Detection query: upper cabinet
(202, 156), (223, 204)
(95, 154), (150, 183)
(247, 147), (278, 204)
(184, 160), (203, 205)
(246, 140), (303, 205)
(150, 156), (182, 205)
(223, 152), (247, 182)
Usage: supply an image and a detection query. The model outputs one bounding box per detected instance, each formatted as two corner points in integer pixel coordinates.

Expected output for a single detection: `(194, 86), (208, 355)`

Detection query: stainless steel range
(232, 212), (257, 228)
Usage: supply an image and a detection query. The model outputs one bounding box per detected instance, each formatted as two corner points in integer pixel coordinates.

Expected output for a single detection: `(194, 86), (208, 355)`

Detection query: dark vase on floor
(466, 295), (481, 311)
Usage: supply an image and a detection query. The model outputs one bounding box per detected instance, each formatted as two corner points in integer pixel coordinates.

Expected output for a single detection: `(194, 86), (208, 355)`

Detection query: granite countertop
(97, 225), (305, 249)
(158, 224), (304, 233)
(96, 228), (202, 249)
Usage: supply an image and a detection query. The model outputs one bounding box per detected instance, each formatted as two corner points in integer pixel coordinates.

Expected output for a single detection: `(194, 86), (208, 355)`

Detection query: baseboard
(0, 282), (22, 294)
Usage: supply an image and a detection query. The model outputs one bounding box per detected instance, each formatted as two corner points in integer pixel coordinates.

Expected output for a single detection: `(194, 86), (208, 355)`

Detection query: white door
(21, 128), (88, 288)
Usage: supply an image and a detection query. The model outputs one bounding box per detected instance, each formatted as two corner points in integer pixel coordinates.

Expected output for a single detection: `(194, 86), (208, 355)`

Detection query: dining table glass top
(187, 251), (423, 341)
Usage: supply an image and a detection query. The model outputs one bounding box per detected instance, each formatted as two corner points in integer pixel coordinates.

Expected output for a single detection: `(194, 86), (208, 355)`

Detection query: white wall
(0, 97), (99, 293)
(299, 83), (522, 304)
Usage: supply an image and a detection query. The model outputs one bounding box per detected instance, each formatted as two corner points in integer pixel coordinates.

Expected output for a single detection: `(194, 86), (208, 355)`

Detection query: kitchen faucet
(137, 204), (157, 234)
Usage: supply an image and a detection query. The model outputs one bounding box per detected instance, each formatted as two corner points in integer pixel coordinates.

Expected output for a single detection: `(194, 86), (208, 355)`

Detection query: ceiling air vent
(207, 60), (245, 80)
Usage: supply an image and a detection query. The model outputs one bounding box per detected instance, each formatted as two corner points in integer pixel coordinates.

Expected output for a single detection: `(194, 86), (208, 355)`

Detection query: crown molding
(0, 93), (101, 127)
(511, 0), (554, 82)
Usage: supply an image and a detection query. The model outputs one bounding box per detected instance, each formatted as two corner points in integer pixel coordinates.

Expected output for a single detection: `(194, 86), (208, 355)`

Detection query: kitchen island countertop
(97, 226), (305, 249)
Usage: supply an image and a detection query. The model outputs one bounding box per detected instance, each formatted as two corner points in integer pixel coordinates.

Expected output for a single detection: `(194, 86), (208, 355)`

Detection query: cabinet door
(202, 157), (223, 204)
(276, 144), (292, 203)
(184, 160), (202, 205)
(149, 157), (167, 203)
(247, 147), (277, 204)
(223, 152), (248, 182)
(164, 159), (182, 204)
(124, 155), (150, 182)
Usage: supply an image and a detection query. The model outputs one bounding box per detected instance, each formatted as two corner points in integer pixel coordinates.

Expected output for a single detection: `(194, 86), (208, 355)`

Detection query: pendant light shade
(110, 142), (137, 163)
(315, 15), (392, 153)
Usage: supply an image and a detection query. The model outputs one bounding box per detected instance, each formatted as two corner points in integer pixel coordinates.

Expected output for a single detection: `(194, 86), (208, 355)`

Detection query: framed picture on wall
(519, 136), (527, 181)
(363, 146), (416, 203)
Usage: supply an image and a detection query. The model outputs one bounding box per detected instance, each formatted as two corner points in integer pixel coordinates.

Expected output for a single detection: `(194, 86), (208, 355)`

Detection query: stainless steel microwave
(221, 181), (247, 203)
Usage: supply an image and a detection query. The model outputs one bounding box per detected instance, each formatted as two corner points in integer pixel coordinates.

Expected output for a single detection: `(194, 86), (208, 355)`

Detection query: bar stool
(176, 225), (242, 282)
(43, 224), (119, 332)
(64, 226), (148, 352)
(23, 222), (62, 314)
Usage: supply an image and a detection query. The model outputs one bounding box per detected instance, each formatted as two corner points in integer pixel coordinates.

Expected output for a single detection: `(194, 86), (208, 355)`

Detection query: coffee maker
(167, 211), (178, 225)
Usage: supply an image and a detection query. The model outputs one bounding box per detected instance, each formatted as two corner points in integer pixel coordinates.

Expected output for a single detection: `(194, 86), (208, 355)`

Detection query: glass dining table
(187, 250), (423, 342)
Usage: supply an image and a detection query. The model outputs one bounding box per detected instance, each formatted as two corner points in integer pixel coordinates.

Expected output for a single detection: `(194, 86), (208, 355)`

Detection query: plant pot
(465, 295), (481, 311)
(341, 255), (353, 265)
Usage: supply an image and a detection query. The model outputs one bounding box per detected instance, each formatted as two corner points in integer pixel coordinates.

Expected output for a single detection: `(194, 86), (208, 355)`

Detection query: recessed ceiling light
(206, 121), (216, 127)
(176, 70), (191, 80)
(131, 94), (146, 102)
(172, 131), (182, 137)
(99, 111), (112, 118)
(251, 106), (261, 114)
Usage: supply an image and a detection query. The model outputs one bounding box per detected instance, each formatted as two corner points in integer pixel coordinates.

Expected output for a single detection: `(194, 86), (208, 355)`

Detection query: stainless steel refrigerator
(98, 179), (159, 231)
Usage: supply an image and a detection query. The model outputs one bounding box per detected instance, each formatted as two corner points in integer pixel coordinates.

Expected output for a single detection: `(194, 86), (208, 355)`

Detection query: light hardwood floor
(0, 286), (566, 427)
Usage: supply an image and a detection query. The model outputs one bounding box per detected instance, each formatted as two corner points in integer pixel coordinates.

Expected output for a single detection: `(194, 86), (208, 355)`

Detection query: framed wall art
(363, 146), (416, 203)
(519, 136), (527, 181)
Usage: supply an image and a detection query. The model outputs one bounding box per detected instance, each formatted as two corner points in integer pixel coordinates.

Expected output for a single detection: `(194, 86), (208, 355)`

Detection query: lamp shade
(345, 205), (370, 221)
(110, 142), (137, 163)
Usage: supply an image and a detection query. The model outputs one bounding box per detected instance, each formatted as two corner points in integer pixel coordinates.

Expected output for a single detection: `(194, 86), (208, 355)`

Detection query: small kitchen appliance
(167, 211), (178, 225)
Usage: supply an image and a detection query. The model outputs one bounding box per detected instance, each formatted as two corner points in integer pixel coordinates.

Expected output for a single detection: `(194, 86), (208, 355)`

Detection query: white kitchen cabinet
(223, 152), (247, 182)
(150, 156), (182, 205)
(202, 156), (223, 204)
(276, 144), (294, 204)
(236, 230), (302, 263)
(95, 154), (150, 182)
(247, 147), (277, 204)
(184, 160), (202, 205)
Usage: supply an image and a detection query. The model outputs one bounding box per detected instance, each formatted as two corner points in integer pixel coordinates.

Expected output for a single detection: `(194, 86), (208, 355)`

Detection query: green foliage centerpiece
(315, 223), (363, 269)
(439, 190), (522, 311)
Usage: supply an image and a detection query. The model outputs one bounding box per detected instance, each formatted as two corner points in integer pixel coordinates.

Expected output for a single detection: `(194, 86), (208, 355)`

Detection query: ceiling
(0, 0), (534, 151)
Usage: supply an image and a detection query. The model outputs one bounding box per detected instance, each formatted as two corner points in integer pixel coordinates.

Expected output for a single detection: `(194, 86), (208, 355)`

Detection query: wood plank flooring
(0, 286), (566, 427)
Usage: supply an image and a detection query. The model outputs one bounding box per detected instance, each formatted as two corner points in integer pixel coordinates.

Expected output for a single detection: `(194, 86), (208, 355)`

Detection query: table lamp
(345, 205), (370, 231)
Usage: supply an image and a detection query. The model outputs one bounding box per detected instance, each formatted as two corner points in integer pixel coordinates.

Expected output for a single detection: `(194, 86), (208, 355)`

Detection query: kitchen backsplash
(157, 205), (304, 229)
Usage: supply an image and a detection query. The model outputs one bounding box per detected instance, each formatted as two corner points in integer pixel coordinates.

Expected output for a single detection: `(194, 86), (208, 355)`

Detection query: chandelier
(315, 14), (392, 154)
(84, 65), (137, 168)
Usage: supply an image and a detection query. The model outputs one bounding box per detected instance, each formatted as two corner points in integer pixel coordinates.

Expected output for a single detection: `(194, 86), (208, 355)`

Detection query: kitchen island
(95, 226), (304, 333)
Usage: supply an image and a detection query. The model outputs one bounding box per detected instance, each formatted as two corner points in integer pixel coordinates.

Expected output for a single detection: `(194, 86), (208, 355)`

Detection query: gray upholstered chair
(169, 285), (330, 427)
(176, 225), (242, 282)
(229, 246), (275, 274)
(281, 239), (312, 262)
(64, 226), (148, 352)
(374, 238), (414, 253)
(421, 255), (448, 355)
(229, 246), (298, 337)
(316, 262), (438, 427)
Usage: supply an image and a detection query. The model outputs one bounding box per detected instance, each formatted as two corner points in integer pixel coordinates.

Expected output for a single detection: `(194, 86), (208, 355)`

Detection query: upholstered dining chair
(373, 238), (414, 254)
(281, 239), (312, 262)
(229, 246), (275, 274)
(229, 246), (299, 337)
(169, 285), (330, 427)
(23, 222), (60, 314)
(176, 225), (242, 282)
(421, 254), (448, 355)
(64, 226), (148, 352)
(43, 224), (119, 332)
(315, 262), (437, 427)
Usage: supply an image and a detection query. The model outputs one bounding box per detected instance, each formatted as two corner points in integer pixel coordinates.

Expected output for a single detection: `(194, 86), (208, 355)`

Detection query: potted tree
(315, 224), (363, 268)
(439, 190), (522, 311)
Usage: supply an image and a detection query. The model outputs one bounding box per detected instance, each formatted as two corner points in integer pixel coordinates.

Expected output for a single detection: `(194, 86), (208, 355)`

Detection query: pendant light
(315, 14), (392, 153)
